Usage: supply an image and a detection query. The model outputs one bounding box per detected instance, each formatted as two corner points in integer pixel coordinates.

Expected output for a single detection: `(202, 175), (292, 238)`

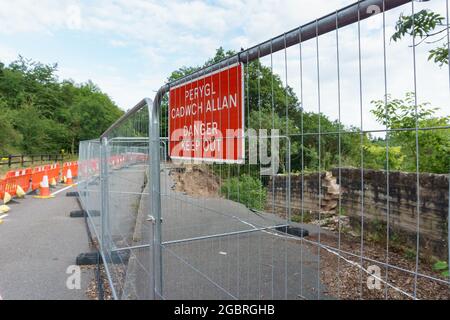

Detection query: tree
(163, 47), (369, 172)
(66, 82), (123, 153)
(0, 98), (21, 154)
(0, 56), (124, 155)
(248, 106), (300, 173)
(392, 9), (449, 66)
(363, 144), (404, 171)
(371, 93), (449, 173)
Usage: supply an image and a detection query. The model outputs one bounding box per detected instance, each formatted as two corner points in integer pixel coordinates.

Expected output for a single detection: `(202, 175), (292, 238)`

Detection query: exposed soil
(85, 166), (449, 300)
(303, 231), (450, 300)
(85, 265), (114, 300)
(170, 165), (220, 198)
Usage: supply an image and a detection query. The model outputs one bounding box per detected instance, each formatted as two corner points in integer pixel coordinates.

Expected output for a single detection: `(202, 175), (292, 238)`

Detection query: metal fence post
(100, 137), (110, 253)
(147, 96), (163, 299)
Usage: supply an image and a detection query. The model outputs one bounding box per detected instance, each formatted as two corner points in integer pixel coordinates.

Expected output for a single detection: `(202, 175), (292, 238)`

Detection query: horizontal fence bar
(162, 224), (290, 246)
(164, 0), (411, 91)
(100, 98), (152, 139)
(112, 243), (153, 253)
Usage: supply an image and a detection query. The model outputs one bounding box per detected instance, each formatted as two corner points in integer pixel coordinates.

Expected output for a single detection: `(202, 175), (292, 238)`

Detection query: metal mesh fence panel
(79, 0), (449, 300)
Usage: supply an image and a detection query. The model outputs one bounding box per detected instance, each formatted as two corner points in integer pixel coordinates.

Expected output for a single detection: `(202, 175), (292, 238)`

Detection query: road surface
(0, 184), (92, 300)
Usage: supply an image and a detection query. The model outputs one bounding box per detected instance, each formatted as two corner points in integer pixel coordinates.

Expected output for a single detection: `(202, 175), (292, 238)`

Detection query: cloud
(0, 44), (18, 63)
(109, 39), (128, 48)
(66, 4), (82, 30)
(0, 0), (447, 129)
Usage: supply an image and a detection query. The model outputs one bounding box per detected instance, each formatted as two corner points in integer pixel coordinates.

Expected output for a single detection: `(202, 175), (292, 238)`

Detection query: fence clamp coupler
(147, 215), (163, 224)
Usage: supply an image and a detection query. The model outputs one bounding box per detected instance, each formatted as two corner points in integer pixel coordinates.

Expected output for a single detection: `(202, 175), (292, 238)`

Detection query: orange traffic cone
(33, 175), (55, 199)
(65, 169), (74, 186)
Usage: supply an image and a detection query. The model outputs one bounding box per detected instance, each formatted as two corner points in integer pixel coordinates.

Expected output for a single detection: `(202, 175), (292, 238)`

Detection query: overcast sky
(0, 0), (448, 132)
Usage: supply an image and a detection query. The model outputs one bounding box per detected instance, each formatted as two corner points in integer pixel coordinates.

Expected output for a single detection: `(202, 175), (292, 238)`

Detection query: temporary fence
(78, 0), (450, 300)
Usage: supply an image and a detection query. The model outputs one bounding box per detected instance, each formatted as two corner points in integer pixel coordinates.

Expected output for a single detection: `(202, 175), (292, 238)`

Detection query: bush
(221, 175), (267, 210)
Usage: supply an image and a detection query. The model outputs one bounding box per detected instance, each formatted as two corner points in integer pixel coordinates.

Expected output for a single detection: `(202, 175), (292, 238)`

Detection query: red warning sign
(168, 63), (244, 163)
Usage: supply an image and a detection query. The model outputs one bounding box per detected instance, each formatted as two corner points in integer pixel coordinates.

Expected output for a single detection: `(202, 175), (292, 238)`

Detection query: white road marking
(0, 214), (9, 220)
(51, 183), (78, 196)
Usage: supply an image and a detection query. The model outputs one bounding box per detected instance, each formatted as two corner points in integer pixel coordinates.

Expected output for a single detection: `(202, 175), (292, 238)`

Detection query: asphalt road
(116, 164), (333, 300)
(0, 164), (333, 300)
(0, 184), (92, 300)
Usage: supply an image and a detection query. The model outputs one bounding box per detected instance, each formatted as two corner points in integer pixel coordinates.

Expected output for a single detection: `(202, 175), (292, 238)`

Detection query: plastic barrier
(62, 162), (72, 180)
(0, 179), (7, 199)
(62, 162), (78, 179)
(31, 166), (46, 191)
(4, 169), (32, 194)
(44, 163), (60, 183)
(0, 176), (18, 198)
(71, 161), (78, 177)
(1, 160), (78, 201)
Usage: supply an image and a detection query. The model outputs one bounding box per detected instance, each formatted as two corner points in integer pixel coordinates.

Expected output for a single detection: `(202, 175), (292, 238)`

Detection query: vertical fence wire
(446, 0), (450, 287)
(411, 0), (421, 299)
(315, 18), (323, 301)
(283, 32), (289, 300)
(77, 0), (450, 301)
(357, 0), (365, 299)
(270, 38), (275, 300)
(335, 9), (343, 300)
(298, 25), (305, 300)
(382, 0), (391, 300)
(258, 47), (263, 300)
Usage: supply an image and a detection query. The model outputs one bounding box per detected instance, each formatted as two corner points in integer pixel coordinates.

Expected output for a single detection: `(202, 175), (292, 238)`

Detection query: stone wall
(266, 172), (340, 217)
(267, 169), (449, 258)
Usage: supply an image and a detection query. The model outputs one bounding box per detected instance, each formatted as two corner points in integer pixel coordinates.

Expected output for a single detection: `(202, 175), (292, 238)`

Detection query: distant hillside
(0, 56), (124, 155)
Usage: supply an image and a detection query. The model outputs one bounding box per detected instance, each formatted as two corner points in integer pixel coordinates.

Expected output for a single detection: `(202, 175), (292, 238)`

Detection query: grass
(291, 211), (314, 224)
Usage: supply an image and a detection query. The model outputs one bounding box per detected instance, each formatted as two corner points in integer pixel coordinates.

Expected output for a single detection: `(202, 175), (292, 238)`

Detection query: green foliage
(221, 174), (267, 210)
(291, 212), (313, 224)
(363, 144), (404, 170)
(392, 10), (449, 66)
(165, 48), (447, 174)
(371, 93), (450, 173)
(428, 45), (449, 66)
(404, 248), (417, 261)
(0, 98), (21, 154)
(371, 92), (438, 128)
(0, 56), (123, 155)
(248, 106), (300, 173)
(433, 261), (449, 277)
(392, 10), (445, 41)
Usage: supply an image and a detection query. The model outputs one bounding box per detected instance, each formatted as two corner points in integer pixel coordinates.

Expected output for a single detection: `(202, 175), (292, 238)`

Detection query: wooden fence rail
(0, 154), (66, 168)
